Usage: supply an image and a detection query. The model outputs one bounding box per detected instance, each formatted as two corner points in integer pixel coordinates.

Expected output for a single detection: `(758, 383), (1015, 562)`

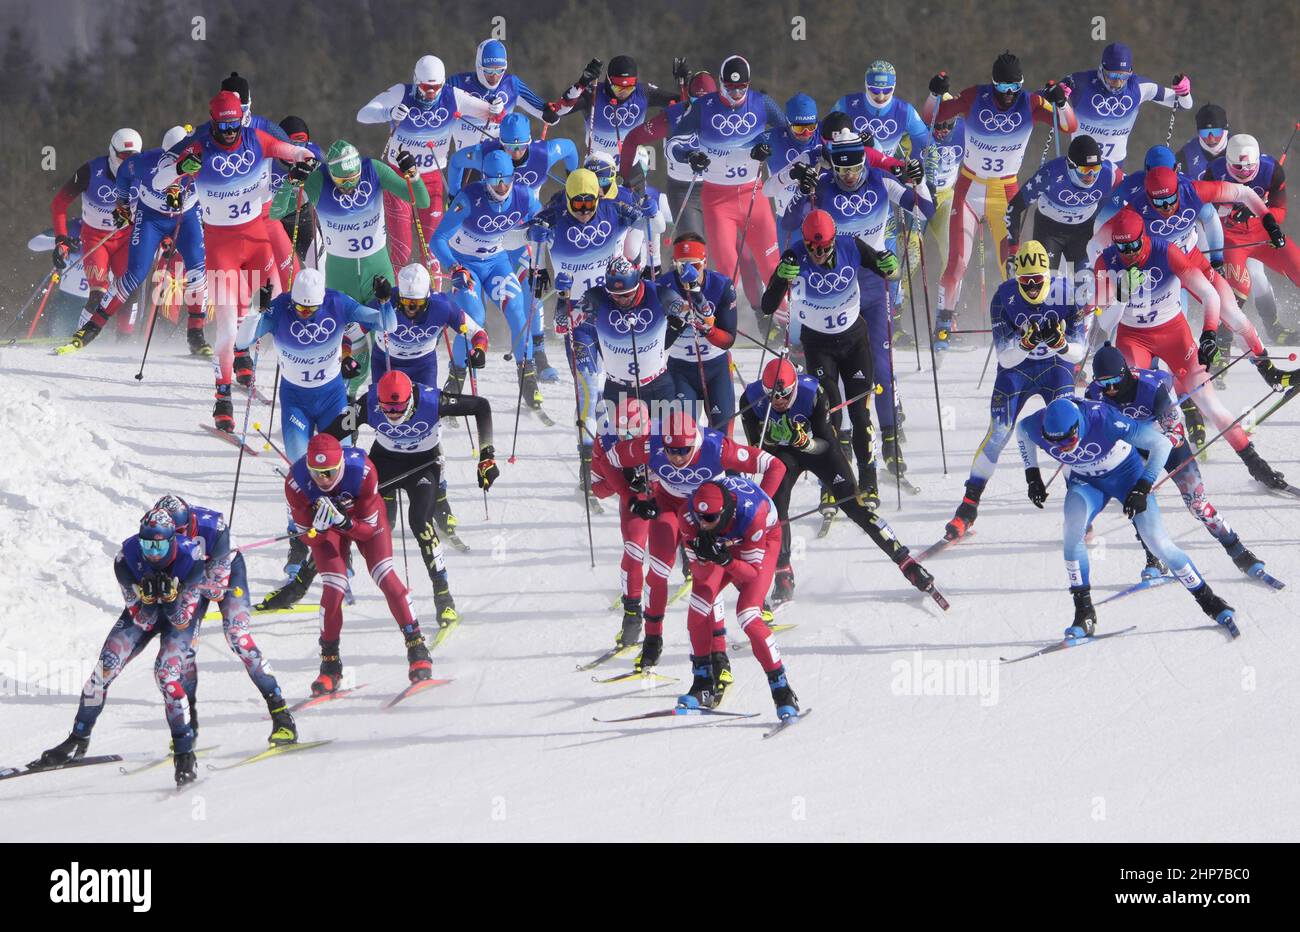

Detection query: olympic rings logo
(95, 183), (118, 202)
(856, 117), (898, 139)
(710, 112), (758, 136)
(1121, 404), (1153, 419)
(977, 109), (1022, 133)
(1012, 310), (1060, 329)
(657, 463), (719, 485)
(1057, 188), (1103, 206)
(566, 220), (612, 248)
(210, 150), (256, 177)
(1090, 94), (1134, 117)
(406, 107), (451, 128)
(380, 420), (432, 438)
(603, 103), (642, 127)
(939, 145), (963, 169)
(831, 190), (878, 215)
(392, 324), (436, 342)
(475, 210), (523, 233)
(289, 317), (337, 343)
(1052, 440), (1102, 463)
(1148, 209), (1196, 237)
(515, 168), (540, 187)
(332, 181), (375, 210)
(611, 307), (654, 334)
(807, 268), (854, 294)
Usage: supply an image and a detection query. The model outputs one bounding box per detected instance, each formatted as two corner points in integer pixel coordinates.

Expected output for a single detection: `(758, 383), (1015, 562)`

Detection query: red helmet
(376, 369), (413, 414)
(1110, 208), (1148, 267)
(801, 209), (836, 249)
(209, 90), (243, 125)
(1144, 166), (1179, 210)
(661, 407), (699, 452)
(692, 481), (737, 528)
(688, 71), (718, 98)
(761, 357), (798, 396)
(306, 433), (344, 472)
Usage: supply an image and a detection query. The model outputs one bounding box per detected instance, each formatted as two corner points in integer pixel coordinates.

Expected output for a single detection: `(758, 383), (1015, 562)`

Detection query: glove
(288, 157), (316, 186)
(890, 159), (924, 185)
(776, 250), (801, 280)
(371, 274), (393, 303)
(789, 160), (817, 195)
(750, 140), (772, 162)
(928, 72), (950, 96)
(312, 496), (350, 532)
(790, 418), (813, 451)
(449, 265), (474, 292)
(155, 574), (180, 604)
(541, 102), (560, 126)
(874, 249), (900, 279)
(1123, 477), (1153, 519)
(687, 150), (710, 173)
(551, 271), (573, 296)
(163, 184), (185, 210)
(629, 496), (660, 520)
(394, 149), (419, 179)
(477, 445), (499, 490)
(487, 97), (506, 119)
(764, 415), (794, 446)
(467, 331), (488, 368)
(639, 195), (658, 219)
(677, 261), (701, 288)
(1172, 73), (1191, 97)
(579, 59), (603, 87)
(672, 57), (689, 85)
(1124, 266), (1148, 293)
(52, 235), (75, 270)
(1043, 80), (1068, 107)
(1025, 467), (1048, 508)
(135, 577), (159, 605)
(1037, 318), (1068, 352)
(1255, 356), (1294, 391)
(1227, 204), (1253, 226)
(532, 266), (551, 299)
(112, 202), (133, 229)
(527, 220), (554, 245)
(692, 532), (732, 566)
(1262, 213), (1286, 249)
(177, 147), (203, 176)
(692, 310), (715, 335)
(1018, 321), (1039, 352)
(340, 354), (361, 379)
(1197, 327), (1220, 367)
(390, 102), (411, 124)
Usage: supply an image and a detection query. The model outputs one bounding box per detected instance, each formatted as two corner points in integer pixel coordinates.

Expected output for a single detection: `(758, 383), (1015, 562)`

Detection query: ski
(200, 423), (260, 455)
(591, 670), (678, 685)
(924, 584), (951, 612)
(442, 529), (471, 552)
(1095, 574), (1175, 606)
(1, 754), (123, 782)
(668, 577), (693, 606)
(1000, 626), (1138, 665)
(763, 708), (812, 739)
(384, 677), (453, 709)
(916, 530), (976, 561)
(119, 746), (220, 775)
(816, 511), (836, 538)
(577, 486), (606, 515)
(431, 619), (460, 651)
(1264, 482), (1300, 500)
(1246, 565), (1285, 590)
(289, 685), (368, 713)
(207, 739), (335, 771)
(730, 624), (797, 651)
(232, 602), (316, 620)
(889, 475), (922, 496)
(53, 341), (84, 356)
(593, 708), (760, 723)
(575, 643), (639, 672)
(530, 406), (556, 427)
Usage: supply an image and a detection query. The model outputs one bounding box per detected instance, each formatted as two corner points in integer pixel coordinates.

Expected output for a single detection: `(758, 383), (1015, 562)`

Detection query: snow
(1, 327), (1297, 841)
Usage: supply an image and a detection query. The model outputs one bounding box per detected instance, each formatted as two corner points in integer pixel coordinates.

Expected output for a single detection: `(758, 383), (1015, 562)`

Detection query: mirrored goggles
(993, 81), (1023, 94)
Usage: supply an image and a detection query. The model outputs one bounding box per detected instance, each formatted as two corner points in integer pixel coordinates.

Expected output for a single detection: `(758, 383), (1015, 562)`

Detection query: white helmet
(414, 55), (445, 88)
(108, 128), (142, 173)
(1226, 134), (1260, 183)
(397, 263), (431, 301)
(161, 125), (189, 151)
(291, 268), (326, 308)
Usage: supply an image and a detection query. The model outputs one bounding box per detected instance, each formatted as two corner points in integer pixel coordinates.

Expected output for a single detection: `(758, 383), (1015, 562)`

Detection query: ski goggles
(1199, 127), (1226, 142)
(722, 82), (749, 101)
(1150, 193), (1179, 210)
(396, 296), (428, 314)
(139, 537), (171, 559)
(1115, 238), (1144, 255)
(993, 81), (1023, 94)
(480, 66), (506, 83)
(417, 82), (443, 98)
(1043, 424), (1080, 451)
(213, 120), (242, 134)
(568, 193), (598, 210)
(1070, 161), (1103, 179)
(1102, 70), (1132, 89)
(330, 170), (361, 189)
(293, 301), (320, 317)
(790, 122), (817, 140)
(378, 400), (409, 418)
(609, 75), (638, 88)
(307, 462), (342, 481)
(502, 141), (530, 158)
(866, 84), (895, 97)
(1017, 273), (1047, 294)
(1095, 373), (1126, 388)
(664, 444), (695, 457)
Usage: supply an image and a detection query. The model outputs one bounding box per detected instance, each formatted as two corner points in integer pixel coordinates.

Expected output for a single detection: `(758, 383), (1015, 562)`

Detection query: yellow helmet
(564, 168), (601, 217)
(1015, 240), (1051, 304)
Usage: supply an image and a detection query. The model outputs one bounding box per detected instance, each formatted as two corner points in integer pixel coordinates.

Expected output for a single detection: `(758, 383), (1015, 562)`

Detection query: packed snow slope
(1, 323), (1297, 841)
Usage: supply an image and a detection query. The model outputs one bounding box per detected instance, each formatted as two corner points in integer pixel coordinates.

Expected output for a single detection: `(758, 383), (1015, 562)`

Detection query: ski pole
(397, 488), (411, 589)
(915, 221), (949, 474)
(729, 177), (762, 290)
(228, 342), (261, 527)
(133, 212), (186, 380)
(465, 363), (489, 521)
(667, 172), (702, 245)
(251, 421), (291, 464)
(3, 270), (57, 339)
(24, 272), (59, 339)
(902, 211), (924, 373)
(976, 221), (995, 390)
(442, 329), (479, 455)
(563, 320), (596, 568)
(1278, 122), (1300, 166)
(883, 267), (902, 510)
(265, 186), (308, 443)
(1154, 385), (1281, 491)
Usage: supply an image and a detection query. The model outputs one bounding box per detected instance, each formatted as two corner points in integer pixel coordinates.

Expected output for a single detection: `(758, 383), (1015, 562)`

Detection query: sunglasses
(1102, 70), (1132, 83)
(293, 301), (319, 317)
(214, 120), (241, 133)
(696, 511), (722, 526)
(1045, 426), (1080, 449)
(308, 464), (341, 480)
(331, 172), (361, 188)
(418, 82), (442, 96)
(1116, 239), (1144, 253)
(673, 258), (704, 275)
(481, 67), (506, 80)
(1018, 274), (1046, 288)
(790, 122), (817, 138)
(114, 148), (139, 160)
(769, 382), (797, 401)
(1150, 193), (1178, 209)
(140, 537), (171, 558)
(866, 85), (895, 96)
(610, 76), (638, 88)
(722, 83), (748, 97)
(993, 81), (1023, 94)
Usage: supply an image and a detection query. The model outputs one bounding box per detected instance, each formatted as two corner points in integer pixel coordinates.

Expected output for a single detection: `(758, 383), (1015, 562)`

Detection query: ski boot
(617, 596), (642, 648)
(213, 384), (235, 433)
(442, 365), (466, 397)
(1268, 323), (1300, 346)
(819, 487), (840, 519)
(1191, 583), (1238, 637)
(174, 749), (198, 787)
(882, 430), (906, 481)
(635, 630), (663, 672)
(256, 558), (316, 611)
(767, 665), (800, 720)
(676, 655), (717, 710)
(857, 464), (880, 510)
(1141, 545), (1167, 581)
(67, 319), (102, 351)
(1226, 538), (1265, 578)
(283, 535), (309, 582)
(234, 348), (254, 387)
(711, 651), (734, 700)
(405, 626), (433, 682)
(1237, 442), (1287, 489)
(432, 480), (458, 536)
(944, 480), (983, 540)
(533, 336), (559, 382)
(518, 360), (543, 409)
(267, 697), (298, 746)
(897, 554), (934, 593)
(29, 731), (90, 769)
(771, 567), (796, 607)
(187, 325), (213, 357)
(1065, 586), (1097, 639)
(1180, 400), (1206, 452)
(433, 578), (459, 628)
(932, 312), (957, 351)
(311, 638), (343, 696)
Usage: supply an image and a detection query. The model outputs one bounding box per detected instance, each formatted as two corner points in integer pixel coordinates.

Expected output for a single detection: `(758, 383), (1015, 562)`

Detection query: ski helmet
(1196, 104), (1229, 155)
(661, 407), (700, 453)
(1110, 208), (1148, 267)
(138, 507), (177, 563)
(564, 168), (601, 218)
(396, 263), (432, 315)
(154, 494), (191, 531)
(802, 209), (836, 258)
(476, 39), (508, 88)
(608, 55), (638, 88)
(326, 140), (362, 188)
(761, 356), (799, 403)
(1066, 134), (1103, 186)
(1226, 134), (1260, 182)
(785, 93), (818, 140)
(604, 255), (642, 298)
(1144, 166), (1180, 214)
(584, 151), (618, 196)
(1091, 342), (1133, 392)
(1098, 42), (1134, 92)
(719, 55), (750, 105)
(865, 60), (897, 105)
(161, 125), (189, 151)
(209, 91), (242, 127)
(376, 369), (414, 419)
(291, 267), (326, 312)
(691, 480), (736, 529)
(1143, 145), (1176, 170)
(279, 115), (310, 142)
(108, 128), (142, 173)
(413, 55), (445, 93)
(819, 111), (854, 144)
(1014, 240), (1051, 304)
(306, 433), (345, 478)
(499, 113), (531, 151)
(482, 148), (515, 200)
(687, 71), (717, 98)
(1041, 397), (1083, 450)
(991, 51), (1023, 88)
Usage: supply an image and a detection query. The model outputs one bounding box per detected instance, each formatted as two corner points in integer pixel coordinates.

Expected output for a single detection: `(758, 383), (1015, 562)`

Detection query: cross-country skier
(269, 116), (322, 263)
(551, 55), (685, 159)
(447, 39), (555, 152)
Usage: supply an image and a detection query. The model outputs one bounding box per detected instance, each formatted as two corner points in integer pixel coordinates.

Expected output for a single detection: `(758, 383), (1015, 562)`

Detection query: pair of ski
(606, 577), (694, 613)
(593, 706), (812, 740)
(288, 676), (453, 713)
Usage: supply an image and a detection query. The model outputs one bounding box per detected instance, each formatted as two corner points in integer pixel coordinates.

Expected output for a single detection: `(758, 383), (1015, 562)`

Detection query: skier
(316, 368), (498, 633)
(1005, 134), (1121, 270)
(1093, 208), (1290, 489)
(677, 477), (799, 720)
(551, 55), (685, 159)
(285, 433), (436, 694)
(923, 52), (1078, 346)
(1065, 42), (1192, 167)
(1177, 104), (1229, 180)
(356, 54), (504, 269)
(152, 91), (313, 429)
(760, 210), (901, 506)
(942, 240), (1087, 541)
(151, 495), (296, 745)
(50, 129), (141, 348)
(29, 509), (209, 786)
(447, 38), (555, 153)
(834, 60), (933, 161)
(269, 116), (322, 264)
(1085, 345), (1273, 581)
(740, 356), (938, 605)
(1016, 396), (1239, 638)
(758, 93), (823, 250)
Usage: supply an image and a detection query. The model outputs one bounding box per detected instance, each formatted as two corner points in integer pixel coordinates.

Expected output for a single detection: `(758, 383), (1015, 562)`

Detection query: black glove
(372, 275), (393, 302)
(477, 445), (499, 490)
(750, 140), (772, 162)
(890, 159), (924, 185)
(541, 103), (561, 126)
(467, 337), (487, 369)
(112, 202), (133, 229)
(1043, 80), (1068, 107)
(692, 532), (732, 566)
(288, 158), (316, 185)
(1059, 74), (1076, 93)
(1123, 477), (1153, 519)
(672, 57), (689, 85)
(629, 496), (660, 520)
(928, 72), (950, 96)
(1025, 467), (1048, 508)
(1228, 204), (1254, 225)
(579, 59), (603, 87)
(789, 160), (817, 195)
(1263, 213), (1287, 249)
(1197, 328), (1220, 367)
(1034, 318), (1068, 352)
(394, 149), (418, 178)
(687, 150), (710, 173)
(628, 470), (648, 495)
(340, 354), (361, 379)
(532, 266), (551, 299)
(52, 235), (76, 270)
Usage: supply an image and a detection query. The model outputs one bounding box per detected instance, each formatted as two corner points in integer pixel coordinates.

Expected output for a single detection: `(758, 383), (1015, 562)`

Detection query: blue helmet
(482, 148), (514, 184)
(865, 60), (897, 94)
(476, 39), (507, 86)
(1092, 343), (1132, 387)
(154, 494), (191, 531)
(785, 93), (817, 126)
(1100, 42), (1133, 72)
(1144, 145), (1176, 170)
(499, 113), (531, 149)
(139, 507), (177, 563)
(605, 255), (642, 295)
(1042, 397), (1084, 445)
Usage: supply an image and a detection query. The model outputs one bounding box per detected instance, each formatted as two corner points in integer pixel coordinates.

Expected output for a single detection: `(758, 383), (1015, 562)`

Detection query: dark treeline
(3, 0), (1297, 315)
